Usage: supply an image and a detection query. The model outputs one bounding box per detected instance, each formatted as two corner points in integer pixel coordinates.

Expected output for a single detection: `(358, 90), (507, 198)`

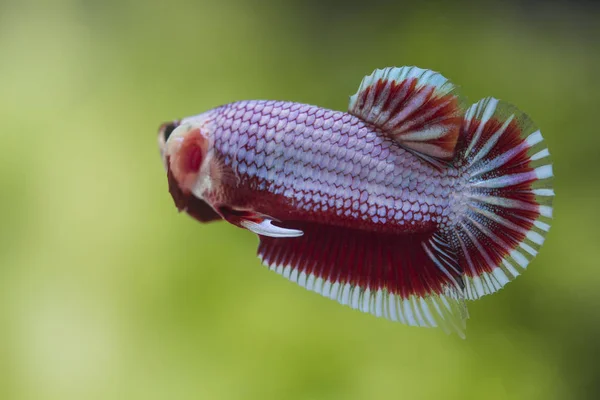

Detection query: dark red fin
(450, 97), (554, 299)
(348, 66), (465, 160)
(166, 160), (221, 223)
(257, 222), (468, 337)
(185, 197), (222, 223)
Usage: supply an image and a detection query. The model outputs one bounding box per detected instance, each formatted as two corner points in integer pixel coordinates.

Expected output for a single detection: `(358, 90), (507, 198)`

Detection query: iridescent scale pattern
(210, 100), (460, 231)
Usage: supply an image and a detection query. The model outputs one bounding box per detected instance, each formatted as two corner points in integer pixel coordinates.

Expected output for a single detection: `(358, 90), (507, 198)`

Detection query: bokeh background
(1, 0), (599, 399)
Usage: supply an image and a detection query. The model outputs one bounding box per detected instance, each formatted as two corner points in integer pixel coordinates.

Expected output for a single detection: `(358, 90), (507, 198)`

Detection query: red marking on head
(181, 140), (203, 174)
(167, 127), (209, 192)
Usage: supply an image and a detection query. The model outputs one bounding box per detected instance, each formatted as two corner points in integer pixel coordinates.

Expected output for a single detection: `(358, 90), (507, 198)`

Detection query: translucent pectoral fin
(218, 206), (304, 238)
(241, 219), (303, 238)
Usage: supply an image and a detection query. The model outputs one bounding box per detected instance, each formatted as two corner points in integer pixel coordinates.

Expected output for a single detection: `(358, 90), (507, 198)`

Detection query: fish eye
(162, 122), (179, 142)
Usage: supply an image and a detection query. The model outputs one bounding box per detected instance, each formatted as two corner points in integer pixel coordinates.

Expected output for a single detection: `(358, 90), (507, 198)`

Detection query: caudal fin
(451, 97), (554, 300)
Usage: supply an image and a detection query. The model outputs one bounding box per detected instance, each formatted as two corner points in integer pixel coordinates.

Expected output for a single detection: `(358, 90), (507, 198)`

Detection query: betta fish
(157, 66), (553, 337)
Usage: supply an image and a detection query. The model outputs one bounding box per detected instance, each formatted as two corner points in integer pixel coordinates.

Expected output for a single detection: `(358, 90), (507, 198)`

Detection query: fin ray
(450, 97), (554, 300)
(348, 66), (466, 160)
(257, 222), (468, 337)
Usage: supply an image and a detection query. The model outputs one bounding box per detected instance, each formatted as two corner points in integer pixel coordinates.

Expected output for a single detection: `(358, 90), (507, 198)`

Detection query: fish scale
(211, 100), (451, 230)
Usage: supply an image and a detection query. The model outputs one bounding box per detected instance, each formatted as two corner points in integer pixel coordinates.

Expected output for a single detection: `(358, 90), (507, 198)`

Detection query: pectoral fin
(218, 206), (303, 238)
(241, 219), (303, 238)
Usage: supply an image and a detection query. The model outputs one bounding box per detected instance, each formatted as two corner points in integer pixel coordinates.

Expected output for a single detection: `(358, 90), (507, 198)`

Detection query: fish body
(159, 67), (554, 337)
(170, 100), (460, 234)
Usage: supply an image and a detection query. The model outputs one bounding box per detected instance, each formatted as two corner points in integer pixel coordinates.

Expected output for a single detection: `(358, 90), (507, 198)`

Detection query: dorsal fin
(348, 66), (465, 160)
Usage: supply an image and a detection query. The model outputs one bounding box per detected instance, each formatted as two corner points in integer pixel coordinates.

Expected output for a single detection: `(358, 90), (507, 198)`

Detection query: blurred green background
(1, 0), (598, 399)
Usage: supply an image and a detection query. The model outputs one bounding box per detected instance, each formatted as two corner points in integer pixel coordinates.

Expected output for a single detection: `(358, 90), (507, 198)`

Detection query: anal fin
(257, 222), (468, 337)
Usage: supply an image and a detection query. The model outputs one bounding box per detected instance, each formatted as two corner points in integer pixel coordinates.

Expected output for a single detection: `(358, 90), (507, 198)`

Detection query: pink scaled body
(202, 100), (459, 233)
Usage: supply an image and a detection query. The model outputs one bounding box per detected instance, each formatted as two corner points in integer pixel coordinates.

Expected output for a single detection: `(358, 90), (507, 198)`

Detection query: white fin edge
(259, 254), (469, 339)
(241, 219), (304, 238)
(457, 97), (554, 300)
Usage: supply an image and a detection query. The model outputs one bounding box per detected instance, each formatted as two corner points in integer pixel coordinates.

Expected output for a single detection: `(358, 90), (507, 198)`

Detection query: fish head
(158, 113), (216, 210)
